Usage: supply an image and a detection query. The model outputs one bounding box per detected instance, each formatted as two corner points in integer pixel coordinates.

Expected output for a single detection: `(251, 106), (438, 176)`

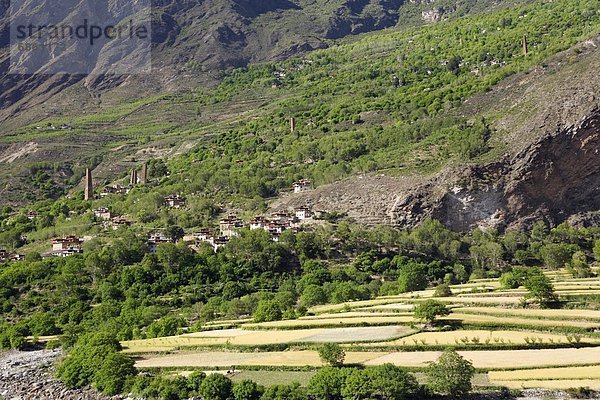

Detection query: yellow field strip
(489, 366), (600, 381)
(362, 330), (599, 347)
(454, 307), (600, 321)
(490, 380), (600, 390)
(135, 347), (600, 369)
(443, 313), (600, 329)
(243, 315), (415, 329)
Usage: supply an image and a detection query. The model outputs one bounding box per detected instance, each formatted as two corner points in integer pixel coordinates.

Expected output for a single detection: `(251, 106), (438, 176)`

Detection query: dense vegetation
(0, 0), (599, 398)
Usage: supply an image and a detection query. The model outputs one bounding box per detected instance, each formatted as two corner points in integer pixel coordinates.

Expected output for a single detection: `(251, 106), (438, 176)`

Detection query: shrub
(199, 374), (233, 400)
(426, 349), (475, 397)
(318, 343), (345, 366)
(414, 300), (450, 324)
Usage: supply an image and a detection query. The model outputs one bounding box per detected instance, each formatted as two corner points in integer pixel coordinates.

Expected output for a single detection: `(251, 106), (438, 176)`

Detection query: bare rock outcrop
(0, 350), (122, 400)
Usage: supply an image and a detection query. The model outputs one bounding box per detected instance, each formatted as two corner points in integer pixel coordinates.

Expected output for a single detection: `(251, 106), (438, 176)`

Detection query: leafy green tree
(397, 260), (427, 293)
(426, 349), (475, 397)
(308, 367), (347, 400)
(433, 283), (453, 297)
(199, 374), (233, 400)
(539, 243), (573, 269)
(261, 383), (307, 400)
(342, 365), (418, 400)
(318, 343), (345, 366)
(253, 300), (282, 323)
(413, 300), (450, 324)
(567, 251), (592, 278)
(94, 352), (137, 395)
(524, 274), (557, 306)
(301, 285), (328, 307)
(233, 379), (263, 400)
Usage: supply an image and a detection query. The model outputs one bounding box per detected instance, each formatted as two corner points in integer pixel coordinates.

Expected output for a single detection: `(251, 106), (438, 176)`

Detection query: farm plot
(454, 307), (600, 321)
(489, 379), (600, 390)
(135, 350), (386, 369)
(363, 330), (597, 347)
(489, 366), (600, 381)
(122, 325), (415, 353)
(136, 347), (600, 370)
(442, 313), (600, 329)
(243, 315), (415, 329)
(365, 347), (600, 369)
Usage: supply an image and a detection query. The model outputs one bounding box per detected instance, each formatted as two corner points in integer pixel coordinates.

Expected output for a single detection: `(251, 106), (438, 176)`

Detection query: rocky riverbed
(0, 350), (120, 400)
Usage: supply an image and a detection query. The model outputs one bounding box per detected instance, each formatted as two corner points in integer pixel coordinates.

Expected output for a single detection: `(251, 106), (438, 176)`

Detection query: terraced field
(128, 270), (600, 391)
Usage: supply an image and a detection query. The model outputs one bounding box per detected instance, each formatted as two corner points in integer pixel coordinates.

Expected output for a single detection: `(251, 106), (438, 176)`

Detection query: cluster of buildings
(93, 208), (132, 230)
(0, 249), (24, 263)
(49, 235), (84, 257)
(189, 206), (316, 251)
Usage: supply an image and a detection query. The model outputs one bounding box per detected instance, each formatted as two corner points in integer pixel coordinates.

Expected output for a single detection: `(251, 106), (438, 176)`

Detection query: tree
(233, 379), (263, 400)
(539, 243), (573, 269)
(426, 349), (475, 397)
(413, 300), (450, 324)
(594, 239), (600, 262)
(253, 300), (282, 323)
(567, 251), (593, 278)
(342, 365), (418, 400)
(94, 353), (137, 395)
(318, 343), (345, 366)
(308, 367), (347, 400)
(301, 285), (328, 307)
(199, 374), (233, 400)
(397, 260), (427, 293)
(524, 274), (557, 306)
(433, 283), (453, 297)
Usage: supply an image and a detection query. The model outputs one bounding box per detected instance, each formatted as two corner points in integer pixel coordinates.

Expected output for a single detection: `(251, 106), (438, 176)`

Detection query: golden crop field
(442, 313), (600, 329)
(135, 350), (387, 369)
(136, 347), (600, 369)
(365, 347), (600, 369)
(122, 326), (415, 353)
(454, 307), (600, 321)
(489, 379), (600, 390)
(243, 315), (415, 329)
(489, 366), (600, 381)
(363, 330), (598, 347)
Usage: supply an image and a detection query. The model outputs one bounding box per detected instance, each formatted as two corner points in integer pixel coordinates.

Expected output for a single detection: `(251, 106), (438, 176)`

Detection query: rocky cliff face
(273, 38), (600, 231)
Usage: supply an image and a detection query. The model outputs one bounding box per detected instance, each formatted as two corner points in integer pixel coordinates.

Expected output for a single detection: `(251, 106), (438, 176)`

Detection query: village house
(250, 216), (268, 230)
(109, 217), (132, 231)
(27, 211), (38, 221)
(295, 206), (314, 221)
(0, 249), (8, 263)
(11, 254), (25, 262)
(94, 208), (112, 221)
(100, 185), (130, 197)
(219, 214), (244, 238)
(212, 236), (230, 251)
(147, 232), (172, 253)
(51, 235), (84, 257)
(293, 179), (311, 193)
(164, 194), (186, 208)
